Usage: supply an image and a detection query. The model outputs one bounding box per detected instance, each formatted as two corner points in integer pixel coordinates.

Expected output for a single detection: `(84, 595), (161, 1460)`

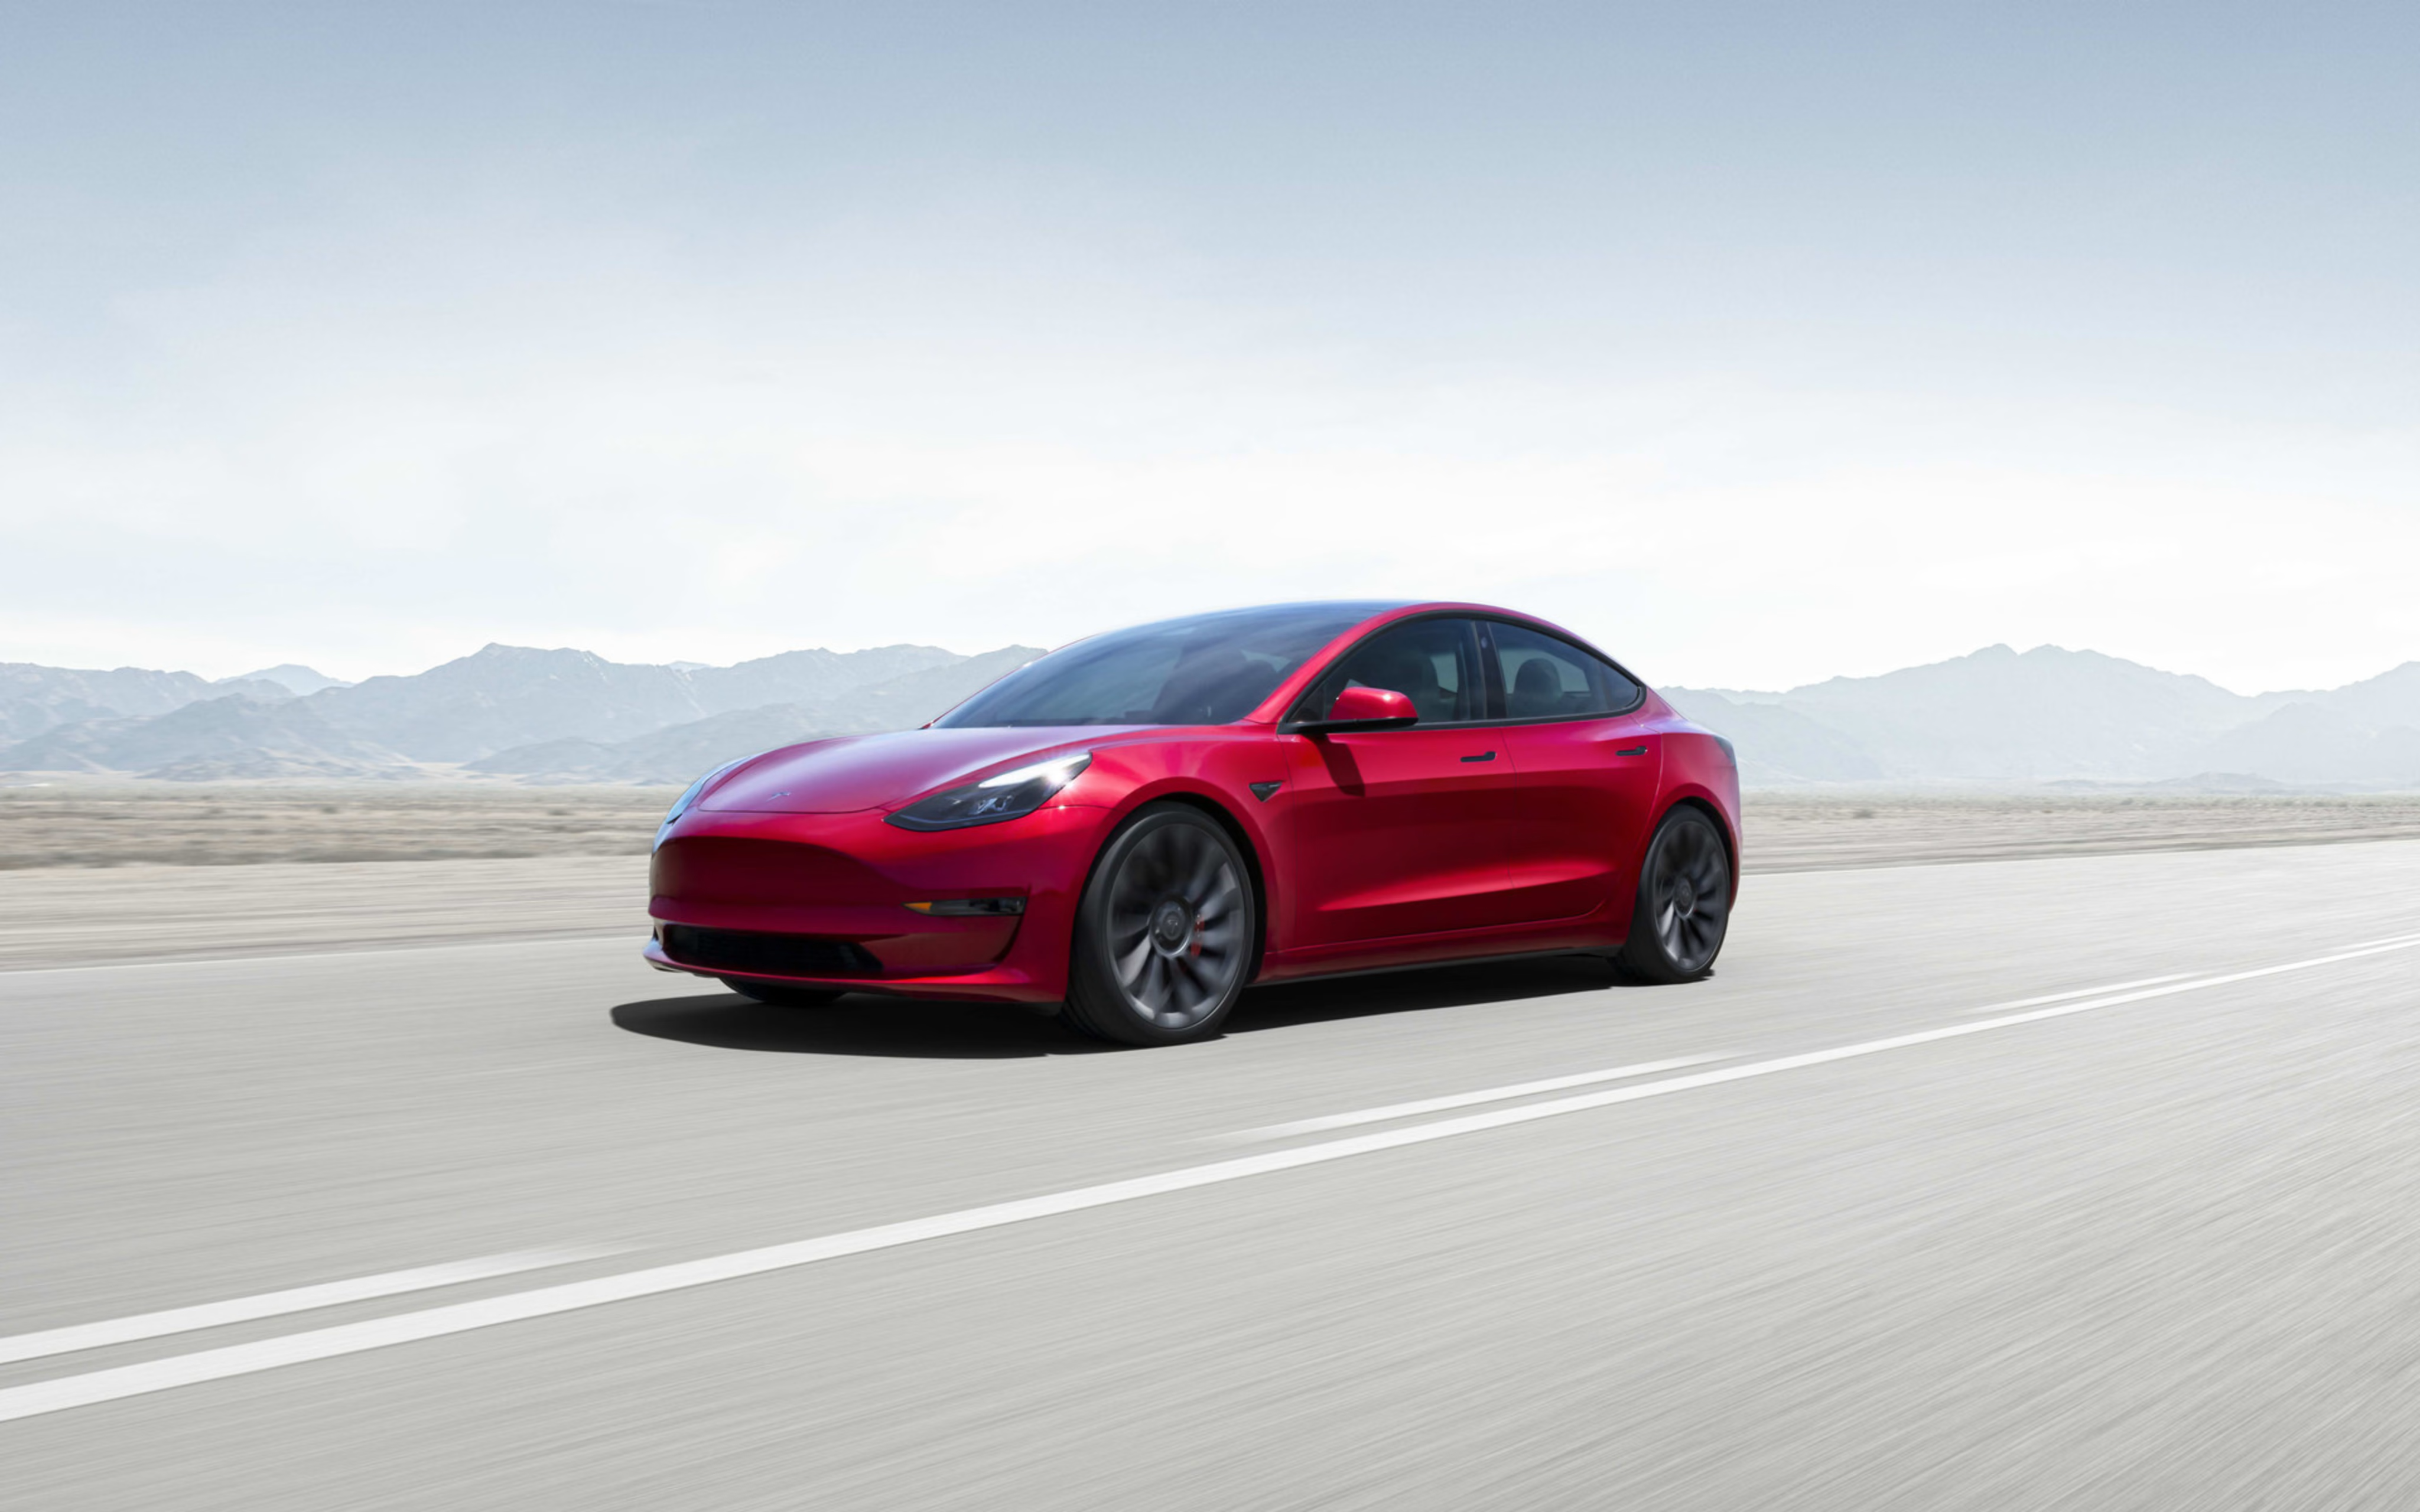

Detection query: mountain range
(0, 644), (1043, 784)
(5, 640), (2418, 789)
(461, 647), (1048, 783)
(1663, 644), (2420, 787)
(1, 663), (295, 742)
(222, 664), (355, 696)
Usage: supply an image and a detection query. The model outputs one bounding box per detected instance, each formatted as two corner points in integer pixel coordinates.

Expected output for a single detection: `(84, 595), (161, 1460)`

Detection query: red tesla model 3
(645, 601), (1740, 1045)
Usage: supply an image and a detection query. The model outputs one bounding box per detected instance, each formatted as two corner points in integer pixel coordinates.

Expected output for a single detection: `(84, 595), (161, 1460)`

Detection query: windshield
(934, 603), (1392, 728)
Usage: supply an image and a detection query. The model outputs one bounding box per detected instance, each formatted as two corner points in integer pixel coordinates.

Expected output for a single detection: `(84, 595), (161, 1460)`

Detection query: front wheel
(721, 977), (845, 1008)
(1062, 804), (1256, 1046)
(1618, 807), (1732, 983)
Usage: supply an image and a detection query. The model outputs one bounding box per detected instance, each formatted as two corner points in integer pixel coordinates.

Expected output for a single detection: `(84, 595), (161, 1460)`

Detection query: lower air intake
(660, 926), (882, 979)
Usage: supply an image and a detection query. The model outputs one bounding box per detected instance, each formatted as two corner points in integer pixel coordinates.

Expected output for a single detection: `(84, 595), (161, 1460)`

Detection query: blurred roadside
(1744, 791), (2420, 870)
(0, 783), (665, 868)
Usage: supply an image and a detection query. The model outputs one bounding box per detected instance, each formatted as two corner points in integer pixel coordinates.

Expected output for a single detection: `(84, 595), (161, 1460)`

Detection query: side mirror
(1300, 685), (1419, 732)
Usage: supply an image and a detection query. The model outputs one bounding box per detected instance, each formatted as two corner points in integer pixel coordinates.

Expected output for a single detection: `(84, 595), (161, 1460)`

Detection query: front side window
(936, 603), (1384, 727)
(1488, 621), (1641, 721)
(1293, 617), (1485, 725)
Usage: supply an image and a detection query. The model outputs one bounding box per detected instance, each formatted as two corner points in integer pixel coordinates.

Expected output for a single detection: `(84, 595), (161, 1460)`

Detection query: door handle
(1615, 746), (1648, 757)
(1460, 751), (1497, 763)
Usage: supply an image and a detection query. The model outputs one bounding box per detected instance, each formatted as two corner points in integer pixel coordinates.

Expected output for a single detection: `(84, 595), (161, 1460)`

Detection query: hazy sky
(4, 2), (2415, 693)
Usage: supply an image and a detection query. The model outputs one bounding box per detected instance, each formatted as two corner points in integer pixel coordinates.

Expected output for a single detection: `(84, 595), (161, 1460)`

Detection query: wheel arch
(1661, 793), (1741, 904)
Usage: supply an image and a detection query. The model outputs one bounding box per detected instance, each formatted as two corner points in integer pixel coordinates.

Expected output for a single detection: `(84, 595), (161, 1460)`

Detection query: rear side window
(1294, 617), (1485, 725)
(1488, 622), (1642, 721)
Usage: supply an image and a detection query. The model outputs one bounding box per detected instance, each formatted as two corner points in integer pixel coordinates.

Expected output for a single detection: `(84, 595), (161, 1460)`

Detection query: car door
(1279, 616), (1526, 947)
(1483, 620), (1663, 923)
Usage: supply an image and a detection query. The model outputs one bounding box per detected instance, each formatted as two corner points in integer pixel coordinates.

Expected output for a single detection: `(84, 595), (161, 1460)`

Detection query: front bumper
(645, 802), (1109, 1003)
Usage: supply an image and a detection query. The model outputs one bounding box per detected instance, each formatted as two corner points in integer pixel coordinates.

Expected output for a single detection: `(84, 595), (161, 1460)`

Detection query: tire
(721, 977), (845, 1008)
(1062, 803), (1256, 1047)
(1617, 806), (1732, 983)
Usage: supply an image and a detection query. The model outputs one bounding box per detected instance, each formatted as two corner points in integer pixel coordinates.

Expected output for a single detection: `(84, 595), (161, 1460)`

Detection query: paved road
(0, 857), (649, 970)
(5, 840), (2420, 1509)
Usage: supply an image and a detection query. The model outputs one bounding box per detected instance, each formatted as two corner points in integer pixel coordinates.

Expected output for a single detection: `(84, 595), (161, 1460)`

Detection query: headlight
(886, 752), (1092, 832)
(658, 758), (747, 842)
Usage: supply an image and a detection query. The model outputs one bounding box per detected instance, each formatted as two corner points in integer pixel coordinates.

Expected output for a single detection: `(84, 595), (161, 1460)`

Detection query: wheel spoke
(1111, 872), (1155, 915)
(1158, 827), (1195, 885)
(1199, 867), (1238, 915)
(1677, 916), (1708, 962)
(1170, 954), (1209, 1011)
(1115, 934), (1154, 988)
(1182, 842), (1221, 903)
(1132, 835), (1172, 892)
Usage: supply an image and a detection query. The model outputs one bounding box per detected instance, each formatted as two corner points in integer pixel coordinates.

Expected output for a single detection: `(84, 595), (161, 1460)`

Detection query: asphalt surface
(0, 857), (648, 970)
(5, 839), (2420, 1509)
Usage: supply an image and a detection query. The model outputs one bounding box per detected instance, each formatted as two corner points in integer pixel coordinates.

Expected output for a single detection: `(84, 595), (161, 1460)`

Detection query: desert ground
(0, 780), (671, 869)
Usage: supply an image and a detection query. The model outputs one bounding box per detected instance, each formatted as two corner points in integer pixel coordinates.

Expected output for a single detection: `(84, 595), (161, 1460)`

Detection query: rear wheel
(1063, 804), (1255, 1046)
(721, 977), (845, 1008)
(1618, 806), (1731, 983)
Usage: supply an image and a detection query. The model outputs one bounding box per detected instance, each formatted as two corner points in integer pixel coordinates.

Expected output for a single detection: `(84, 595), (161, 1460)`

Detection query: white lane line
(0, 934), (636, 979)
(2340, 930), (2420, 949)
(1959, 973), (2198, 1015)
(1225, 964), (2311, 1142)
(4, 930), (2416, 1426)
(0, 1249), (623, 1367)
(1215, 1055), (1731, 1143)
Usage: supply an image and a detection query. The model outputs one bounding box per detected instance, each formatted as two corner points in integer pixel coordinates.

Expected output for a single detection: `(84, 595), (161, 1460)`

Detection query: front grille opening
(660, 925), (881, 979)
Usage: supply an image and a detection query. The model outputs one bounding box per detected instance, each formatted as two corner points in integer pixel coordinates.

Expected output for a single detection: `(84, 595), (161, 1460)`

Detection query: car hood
(698, 726), (1122, 814)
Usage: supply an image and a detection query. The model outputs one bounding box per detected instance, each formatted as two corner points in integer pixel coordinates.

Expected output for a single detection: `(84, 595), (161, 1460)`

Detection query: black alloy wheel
(1618, 806), (1732, 983)
(721, 977), (845, 1008)
(1063, 803), (1255, 1046)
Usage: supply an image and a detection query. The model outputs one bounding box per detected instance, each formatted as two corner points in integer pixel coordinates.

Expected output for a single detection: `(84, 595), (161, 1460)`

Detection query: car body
(644, 601), (1739, 1037)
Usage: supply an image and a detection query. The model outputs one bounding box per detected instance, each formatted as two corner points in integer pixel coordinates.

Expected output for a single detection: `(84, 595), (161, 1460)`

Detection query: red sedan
(645, 601), (1739, 1045)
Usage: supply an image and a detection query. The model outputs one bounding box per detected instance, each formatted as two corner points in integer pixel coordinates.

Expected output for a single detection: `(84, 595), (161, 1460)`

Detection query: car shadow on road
(1231, 953), (1637, 1034)
(610, 995), (1095, 1059)
(612, 953), (1640, 1060)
